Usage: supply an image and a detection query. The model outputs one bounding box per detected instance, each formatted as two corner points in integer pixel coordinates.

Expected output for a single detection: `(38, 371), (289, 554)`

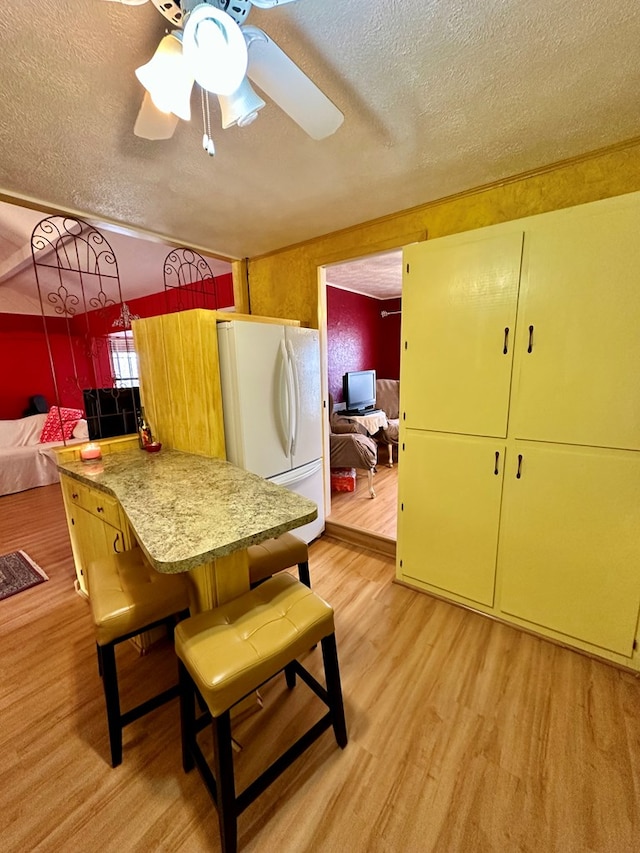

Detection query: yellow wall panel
(133, 314), (175, 449)
(133, 309), (225, 459)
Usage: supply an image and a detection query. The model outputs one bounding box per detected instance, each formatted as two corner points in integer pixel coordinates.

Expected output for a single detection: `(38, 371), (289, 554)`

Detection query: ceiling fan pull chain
(203, 89), (215, 157)
(206, 93), (215, 156)
(200, 87), (209, 152)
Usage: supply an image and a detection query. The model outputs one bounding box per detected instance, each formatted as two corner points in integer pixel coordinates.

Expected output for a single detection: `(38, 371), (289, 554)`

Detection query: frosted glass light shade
(182, 4), (248, 96)
(135, 33), (194, 121)
(218, 78), (266, 129)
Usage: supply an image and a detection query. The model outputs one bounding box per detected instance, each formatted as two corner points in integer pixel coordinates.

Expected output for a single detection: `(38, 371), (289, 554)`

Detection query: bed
(0, 412), (87, 496)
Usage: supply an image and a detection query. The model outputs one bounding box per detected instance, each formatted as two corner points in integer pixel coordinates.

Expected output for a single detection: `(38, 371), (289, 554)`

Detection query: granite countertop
(57, 449), (317, 573)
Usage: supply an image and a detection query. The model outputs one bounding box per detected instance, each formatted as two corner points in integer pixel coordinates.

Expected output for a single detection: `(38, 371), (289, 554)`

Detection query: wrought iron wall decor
(163, 247), (218, 312)
(31, 215), (139, 441)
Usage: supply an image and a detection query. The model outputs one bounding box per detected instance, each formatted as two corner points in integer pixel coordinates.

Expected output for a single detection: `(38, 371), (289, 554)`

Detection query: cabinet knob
(503, 327), (509, 355)
(516, 454), (523, 479)
(113, 534), (121, 553)
(72, 492), (78, 499)
(97, 506), (104, 513)
(494, 451), (500, 475)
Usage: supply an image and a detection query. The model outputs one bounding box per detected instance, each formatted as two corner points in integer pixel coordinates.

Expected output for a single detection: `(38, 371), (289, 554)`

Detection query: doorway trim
(316, 248), (406, 555)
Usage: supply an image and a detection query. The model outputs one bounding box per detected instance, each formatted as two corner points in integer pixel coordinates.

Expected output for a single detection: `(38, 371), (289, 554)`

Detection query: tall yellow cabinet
(397, 191), (640, 669)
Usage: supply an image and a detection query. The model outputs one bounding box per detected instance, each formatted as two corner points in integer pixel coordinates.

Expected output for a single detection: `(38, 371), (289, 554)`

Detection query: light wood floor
(328, 450), (398, 539)
(2, 485), (640, 852)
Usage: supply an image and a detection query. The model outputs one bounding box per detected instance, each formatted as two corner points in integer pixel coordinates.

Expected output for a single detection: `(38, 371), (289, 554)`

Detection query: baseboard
(323, 520), (396, 558)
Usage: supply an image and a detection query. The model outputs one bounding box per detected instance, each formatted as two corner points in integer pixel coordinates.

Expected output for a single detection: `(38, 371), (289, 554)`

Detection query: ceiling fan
(102, 0), (344, 154)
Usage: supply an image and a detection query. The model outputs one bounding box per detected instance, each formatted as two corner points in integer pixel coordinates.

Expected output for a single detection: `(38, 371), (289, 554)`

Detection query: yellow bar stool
(247, 531), (310, 588)
(87, 549), (191, 767)
(175, 573), (347, 853)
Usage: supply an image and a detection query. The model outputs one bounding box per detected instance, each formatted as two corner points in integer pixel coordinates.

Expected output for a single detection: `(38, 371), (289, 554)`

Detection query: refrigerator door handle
(278, 339), (292, 455)
(286, 340), (300, 458)
(269, 457), (323, 487)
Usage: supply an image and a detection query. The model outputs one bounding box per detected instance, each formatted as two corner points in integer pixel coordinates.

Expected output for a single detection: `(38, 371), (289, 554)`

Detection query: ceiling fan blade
(243, 25), (343, 140)
(133, 92), (179, 140)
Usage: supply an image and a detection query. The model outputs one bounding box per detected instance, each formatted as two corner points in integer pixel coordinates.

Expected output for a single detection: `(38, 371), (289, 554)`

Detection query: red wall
(326, 287), (402, 403)
(377, 297), (402, 380)
(0, 273), (235, 420)
(79, 274), (234, 336)
(0, 314), (91, 419)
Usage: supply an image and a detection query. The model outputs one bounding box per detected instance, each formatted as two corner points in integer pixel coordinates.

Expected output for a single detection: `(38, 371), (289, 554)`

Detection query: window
(108, 331), (139, 388)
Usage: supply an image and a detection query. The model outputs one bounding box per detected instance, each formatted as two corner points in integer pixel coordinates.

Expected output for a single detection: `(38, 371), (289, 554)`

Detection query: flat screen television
(342, 369), (376, 414)
(83, 386), (141, 440)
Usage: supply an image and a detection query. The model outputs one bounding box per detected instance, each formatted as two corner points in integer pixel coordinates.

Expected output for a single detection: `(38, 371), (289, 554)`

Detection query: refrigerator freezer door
(269, 458), (325, 543)
(217, 321), (292, 478)
(285, 326), (322, 471)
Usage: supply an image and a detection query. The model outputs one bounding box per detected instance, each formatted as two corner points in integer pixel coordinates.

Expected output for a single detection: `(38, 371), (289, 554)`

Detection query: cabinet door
(60, 476), (89, 595)
(402, 230), (523, 437)
(71, 508), (125, 597)
(498, 441), (640, 656)
(60, 475), (131, 597)
(398, 431), (505, 606)
(510, 197), (640, 449)
(66, 508), (88, 595)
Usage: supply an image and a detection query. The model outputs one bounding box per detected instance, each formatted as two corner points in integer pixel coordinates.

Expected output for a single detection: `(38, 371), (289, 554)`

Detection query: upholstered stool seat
(88, 549), (190, 767)
(247, 531), (310, 588)
(175, 573), (347, 853)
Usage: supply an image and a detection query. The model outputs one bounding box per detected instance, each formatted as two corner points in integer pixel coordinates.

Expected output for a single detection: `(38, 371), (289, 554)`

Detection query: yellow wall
(245, 138), (640, 328)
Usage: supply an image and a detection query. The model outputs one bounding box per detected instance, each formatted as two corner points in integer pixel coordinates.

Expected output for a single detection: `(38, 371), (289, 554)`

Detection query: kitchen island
(57, 445), (318, 611)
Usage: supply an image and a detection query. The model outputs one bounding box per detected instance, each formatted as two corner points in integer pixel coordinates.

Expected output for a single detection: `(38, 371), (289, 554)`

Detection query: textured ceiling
(326, 251), (403, 300)
(1, 0), (640, 263)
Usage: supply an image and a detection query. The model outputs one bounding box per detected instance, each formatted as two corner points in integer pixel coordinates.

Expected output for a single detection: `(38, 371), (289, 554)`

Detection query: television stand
(344, 408), (381, 417)
(341, 409), (388, 436)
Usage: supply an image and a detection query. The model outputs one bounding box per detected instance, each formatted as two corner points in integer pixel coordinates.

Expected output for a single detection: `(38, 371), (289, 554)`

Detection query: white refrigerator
(216, 320), (324, 543)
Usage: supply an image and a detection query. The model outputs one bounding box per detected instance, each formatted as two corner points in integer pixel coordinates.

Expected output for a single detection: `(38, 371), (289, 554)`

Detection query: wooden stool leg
(178, 661), (196, 773)
(99, 642), (123, 767)
(321, 634), (348, 749)
(297, 561), (311, 588)
(212, 711), (237, 853)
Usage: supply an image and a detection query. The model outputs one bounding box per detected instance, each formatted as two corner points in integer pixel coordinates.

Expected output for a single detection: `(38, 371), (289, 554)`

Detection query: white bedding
(0, 413), (85, 497)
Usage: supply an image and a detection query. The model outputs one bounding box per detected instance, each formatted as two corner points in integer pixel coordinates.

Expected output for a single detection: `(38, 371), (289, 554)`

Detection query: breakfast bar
(57, 446), (318, 611)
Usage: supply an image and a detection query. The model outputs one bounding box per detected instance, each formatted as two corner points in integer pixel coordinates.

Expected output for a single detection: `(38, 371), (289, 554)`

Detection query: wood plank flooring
(1, 484), (640, 852)
(328, 452), (398, 539)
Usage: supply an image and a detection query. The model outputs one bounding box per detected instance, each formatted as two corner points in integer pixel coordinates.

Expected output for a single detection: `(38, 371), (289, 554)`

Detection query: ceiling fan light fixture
(182, 4), (248, 96)
(135, 32), (194, 121)
(249, 0), (301, 7)
(218, 78), (266, 129)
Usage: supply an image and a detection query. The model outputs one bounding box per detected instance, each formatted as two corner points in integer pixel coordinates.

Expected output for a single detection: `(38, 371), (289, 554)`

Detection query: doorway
(320, 250), (402, 544)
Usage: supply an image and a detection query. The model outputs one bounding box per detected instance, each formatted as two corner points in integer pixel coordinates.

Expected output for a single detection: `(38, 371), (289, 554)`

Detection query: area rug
(0, 551), (49, 601)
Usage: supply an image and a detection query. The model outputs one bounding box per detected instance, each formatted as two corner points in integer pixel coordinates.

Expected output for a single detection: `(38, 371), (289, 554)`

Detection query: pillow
(72, 418), (89, 440)
(39, 406), (84, 443)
